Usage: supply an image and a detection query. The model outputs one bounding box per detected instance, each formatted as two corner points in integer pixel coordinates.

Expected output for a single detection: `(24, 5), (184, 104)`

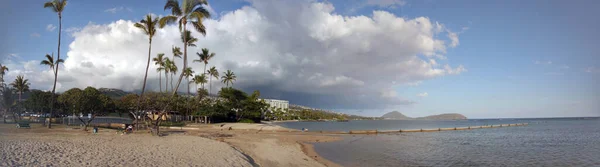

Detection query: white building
(262, 99), (289, 112)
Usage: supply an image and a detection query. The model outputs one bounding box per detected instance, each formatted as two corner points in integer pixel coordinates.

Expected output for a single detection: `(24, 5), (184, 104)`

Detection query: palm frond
(164, 0), (182, 16)
(133, 23), (149, 35)
(184, 0), (209, 14)
(190, 21), (207, 36)
(191, 7), (211, 21)
(44, 1), (58, 13)
(159, 15), (179, 28)
(57, 59), (64, 64)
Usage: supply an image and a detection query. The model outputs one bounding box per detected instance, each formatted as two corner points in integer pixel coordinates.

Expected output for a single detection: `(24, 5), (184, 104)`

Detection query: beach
(0, 123), (340, 167)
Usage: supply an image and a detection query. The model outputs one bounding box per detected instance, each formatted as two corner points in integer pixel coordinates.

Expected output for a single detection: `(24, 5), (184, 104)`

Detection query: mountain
(381, 111), (412, 120)
(381, 111), (467, 120)
(98, 88), (129, 99)
(416, 113), (467, 120)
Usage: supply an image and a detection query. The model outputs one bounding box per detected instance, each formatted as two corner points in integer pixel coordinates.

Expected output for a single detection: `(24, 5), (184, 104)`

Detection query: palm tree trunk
(209, 77), (212, 95)
(171, 72), (174, 92)
(136, 39), (153, 129)
(159, 72), (162, 93)
(187, 77), (190, 96)
(173, 26), (187, 95)
(165, 71), (168, 93)
(203, 64), (207, 89)
(48, 14), (62, 129)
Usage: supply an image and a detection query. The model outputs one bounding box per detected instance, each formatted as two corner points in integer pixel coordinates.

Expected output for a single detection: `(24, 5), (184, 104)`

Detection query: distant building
(262, 99), (289, 112)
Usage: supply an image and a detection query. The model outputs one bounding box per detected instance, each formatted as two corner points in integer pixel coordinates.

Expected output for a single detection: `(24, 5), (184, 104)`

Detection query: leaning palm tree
(183, 67), (194, 96)
(153, 53), (166, 92)
(43, 0), (67, 129)
(0, 64), (9, 87)
(221, 70), (236, 87)
(207, 66), (218, 95)
(193, 48), (215, 79)
(39, 53), (63, 128)
(160, 0), (210, 96)
(10, 75), (30, 102)
(133, 14), (159, 113)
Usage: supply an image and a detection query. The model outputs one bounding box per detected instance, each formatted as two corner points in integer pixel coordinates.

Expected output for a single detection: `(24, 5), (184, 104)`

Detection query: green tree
(221, 70), (236, 87)
(153, 53), (166, 93)
(159, 0), (211, 96)
(44, 0), (67, 128)
(0, 64), (8, 87)
(193, 48), (215, 87)
(191, 74), (207, 92)
(40, 53), (63, 127)
(1, 86), (15, 123)
(207, 66), (218, 95)
(183, 67), (194, 96)
(10, 75), (30, 103)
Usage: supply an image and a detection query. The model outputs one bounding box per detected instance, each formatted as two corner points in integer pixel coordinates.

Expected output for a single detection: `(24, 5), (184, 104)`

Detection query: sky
(1, 0), (599, 118)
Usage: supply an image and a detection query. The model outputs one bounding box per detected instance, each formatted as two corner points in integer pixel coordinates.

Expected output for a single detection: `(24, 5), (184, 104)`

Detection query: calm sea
(276, 118), (600, 167)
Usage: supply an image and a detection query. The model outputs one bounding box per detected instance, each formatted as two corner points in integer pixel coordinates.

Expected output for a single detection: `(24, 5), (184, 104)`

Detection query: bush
(238, 119), (256, 123)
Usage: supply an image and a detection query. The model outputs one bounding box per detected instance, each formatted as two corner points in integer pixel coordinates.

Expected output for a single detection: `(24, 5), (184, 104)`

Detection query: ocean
(276, 118), (600, 166)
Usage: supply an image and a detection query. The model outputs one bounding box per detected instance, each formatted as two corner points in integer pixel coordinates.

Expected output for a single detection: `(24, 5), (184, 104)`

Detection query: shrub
(238, 119), (255, 123)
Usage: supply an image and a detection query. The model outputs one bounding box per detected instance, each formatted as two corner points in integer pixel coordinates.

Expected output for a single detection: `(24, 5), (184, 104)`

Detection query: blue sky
(1, 0), (599, 118)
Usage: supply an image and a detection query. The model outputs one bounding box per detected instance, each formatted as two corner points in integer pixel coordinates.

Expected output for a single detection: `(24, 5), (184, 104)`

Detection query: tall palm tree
(152, 53), (166, 93)
(160, 0), (210, 96)
(0, 64), (9, 87)
(43, 0), (67, 129)
(10, 75), (30, 102)
(169, 46), (182, 92)
(183, 67), (194, 96)
(39, 53), (63, 128)
(221, 70), (236, 87)
(194, 48), (215, 83)
(207, 66), (218, 95)
(134, 14), (159, 112)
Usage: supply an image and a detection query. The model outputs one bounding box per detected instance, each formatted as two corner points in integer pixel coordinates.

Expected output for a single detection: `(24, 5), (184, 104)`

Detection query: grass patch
(159, 122), (186, 127)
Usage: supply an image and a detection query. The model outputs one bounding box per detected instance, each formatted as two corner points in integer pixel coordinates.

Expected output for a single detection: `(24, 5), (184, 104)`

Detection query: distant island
(381, 111), (467, 120)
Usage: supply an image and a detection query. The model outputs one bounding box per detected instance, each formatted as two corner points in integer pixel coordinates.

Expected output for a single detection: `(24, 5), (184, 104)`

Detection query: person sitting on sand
(126, 125), (133, 133)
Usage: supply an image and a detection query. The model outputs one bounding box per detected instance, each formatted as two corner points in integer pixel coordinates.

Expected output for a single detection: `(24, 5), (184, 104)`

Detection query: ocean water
(277, 118), (600, 166)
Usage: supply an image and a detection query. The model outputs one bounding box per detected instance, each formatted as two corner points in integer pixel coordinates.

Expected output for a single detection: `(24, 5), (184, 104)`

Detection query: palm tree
(163, 58), (172, 93)
(43, 0), (67, 129)
(160, 0), (210, 96)
(193, 48), (215, 83)
(134, 14), (159, 113)
(0, 64), (9, 87)
(207, 66), (218, 95)
(191, 74), (207, 91)
(10, 75), (30, 102)
(183, 67), (194, 96)
(153, 53), (166, 93)
(169, 46), (182, 92)
(39, 53), (63, 128)
(221, 70), (236, 87)
(167, 60), (178, 92)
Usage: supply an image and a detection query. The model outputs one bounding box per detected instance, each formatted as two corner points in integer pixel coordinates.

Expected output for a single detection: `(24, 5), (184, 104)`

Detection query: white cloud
(9, 0), (465, 110)
(104, 7), (129, 14)
(30, 33), (41, 38)
(365, 0), (407, 8)
(534, 60), (552, 65)
(447, 31), (459, 48)
(417, 92), (428, 97)
(46, 24), (57, 32)
(7, 53), (19, 59)
(585, 67), (599, 73)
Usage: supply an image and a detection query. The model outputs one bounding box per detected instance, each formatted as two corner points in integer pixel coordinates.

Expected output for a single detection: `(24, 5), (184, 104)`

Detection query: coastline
(0, 123), (341, 167)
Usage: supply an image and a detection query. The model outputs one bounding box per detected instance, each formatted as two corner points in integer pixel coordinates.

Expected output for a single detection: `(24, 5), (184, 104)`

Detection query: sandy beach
(0, 123), (341, 167)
